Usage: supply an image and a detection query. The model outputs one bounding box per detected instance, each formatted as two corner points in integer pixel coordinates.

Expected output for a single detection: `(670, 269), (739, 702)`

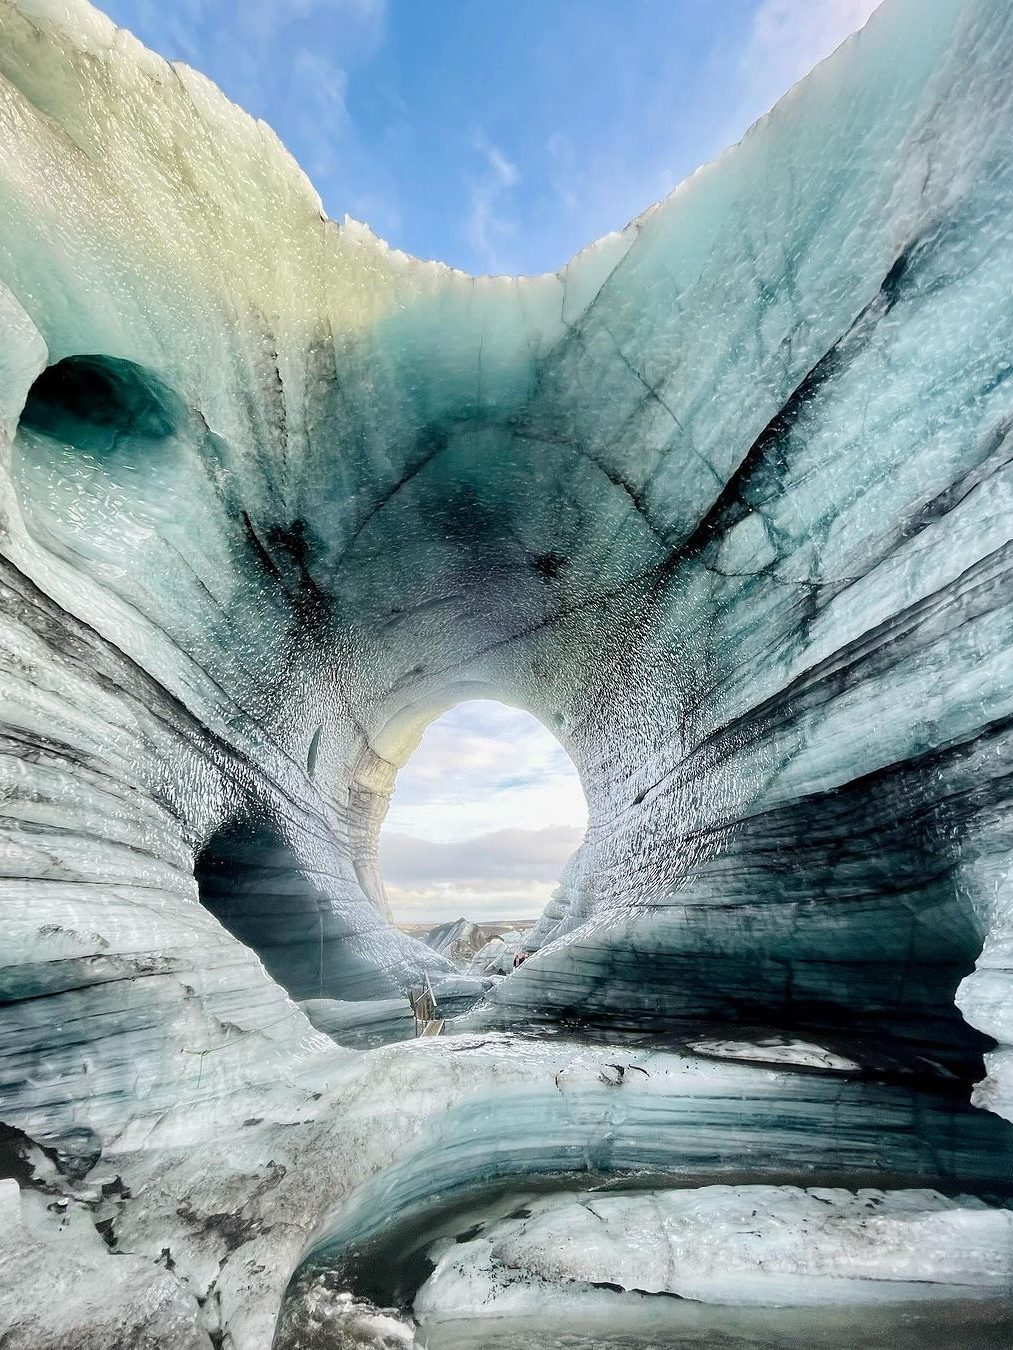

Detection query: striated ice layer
(0, 0), (1011, 1343)
(267, 1038), (1013, 1346)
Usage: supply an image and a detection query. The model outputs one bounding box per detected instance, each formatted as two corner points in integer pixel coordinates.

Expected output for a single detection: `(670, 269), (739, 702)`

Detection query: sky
(99, 0), (880, 276)
(380, 701), (586, 925)
(95, 0), (880, 920)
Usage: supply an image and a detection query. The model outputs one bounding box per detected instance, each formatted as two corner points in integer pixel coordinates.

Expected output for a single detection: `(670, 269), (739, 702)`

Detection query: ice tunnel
(1, 0), (1013, 1345)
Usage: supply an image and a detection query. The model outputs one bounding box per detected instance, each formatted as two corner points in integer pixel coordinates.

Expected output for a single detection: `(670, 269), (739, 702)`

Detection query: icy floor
(279, 1267), (1013, 1350)
(278, 1245), (1013, 1349)
(269, 1022), (1013, 1348)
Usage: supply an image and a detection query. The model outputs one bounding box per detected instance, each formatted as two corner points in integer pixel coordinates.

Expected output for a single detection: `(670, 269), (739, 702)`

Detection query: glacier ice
(466, 931), (523, 977)
(1, 0), (1013, 1344)
(0, 1177), (209, 1348)
(414, 1187), (1013, 1314)
(425, 917), (503, 966)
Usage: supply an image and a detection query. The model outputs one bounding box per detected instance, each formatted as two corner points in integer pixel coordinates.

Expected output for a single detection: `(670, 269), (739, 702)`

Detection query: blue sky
(100, 0), (879, 275)
(97, 0), (880, 920)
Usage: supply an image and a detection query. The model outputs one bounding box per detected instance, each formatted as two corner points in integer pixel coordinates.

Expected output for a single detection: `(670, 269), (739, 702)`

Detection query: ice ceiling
(1, 0), (1013, 1346)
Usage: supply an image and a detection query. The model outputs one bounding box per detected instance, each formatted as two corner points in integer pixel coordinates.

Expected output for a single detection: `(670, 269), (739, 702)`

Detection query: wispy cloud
(463, 130), (521, 274)
(108, 1), (887, 275)
(733, 0), (882, 131)
(289, 49), (352, 179)
(237, 0), (387, 54)
(382, 826), (579, 924)
(386, 880), (555, 925)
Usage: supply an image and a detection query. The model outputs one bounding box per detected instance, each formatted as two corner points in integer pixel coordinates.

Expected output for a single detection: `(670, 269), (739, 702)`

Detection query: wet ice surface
(280, 1250), (1013, 1350)
(284, 1304), (1013, 1349)
(3, 0), (1013, 1345)
(414, 1302), (1013, 1350)
(280, 1253), (1013, 1349)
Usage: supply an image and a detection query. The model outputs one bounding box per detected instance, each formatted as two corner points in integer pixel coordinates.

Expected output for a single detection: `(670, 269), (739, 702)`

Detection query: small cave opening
(195, 817), (334, 1003)
(18, 353), (182, 452)
(195, 816), (402, 1004)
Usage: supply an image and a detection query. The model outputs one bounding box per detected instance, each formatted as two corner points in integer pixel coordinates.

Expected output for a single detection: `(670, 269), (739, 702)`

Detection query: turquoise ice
(0, 0), (1012, 1345)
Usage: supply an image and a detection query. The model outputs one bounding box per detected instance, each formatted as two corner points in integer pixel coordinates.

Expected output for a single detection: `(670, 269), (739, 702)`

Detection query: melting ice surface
(1, 0), (1013, 1346)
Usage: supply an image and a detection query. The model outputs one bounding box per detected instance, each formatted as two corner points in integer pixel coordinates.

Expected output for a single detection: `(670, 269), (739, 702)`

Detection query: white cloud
(747, 0), (880, 59)
(243, 0), (387, 51)
(381, 825), (582, 886)
(383, 701), (586, 843)
(386, 880), (556, 925)
(546, 131), (581, 215)
(290, 48), (353, 178)
(292, 50), (351, 119)
(380, 701), (586, 923)
(463, 130), (521, 274)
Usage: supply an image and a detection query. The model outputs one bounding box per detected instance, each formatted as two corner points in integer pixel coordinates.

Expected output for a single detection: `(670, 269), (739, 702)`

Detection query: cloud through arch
(380, 700), (587, 924)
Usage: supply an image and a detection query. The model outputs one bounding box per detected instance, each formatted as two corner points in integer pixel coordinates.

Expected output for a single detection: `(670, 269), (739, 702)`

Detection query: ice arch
(0, 1), (1012, 1343)
(0, 0), (1008, 1142)
(347, 689), (586, 923)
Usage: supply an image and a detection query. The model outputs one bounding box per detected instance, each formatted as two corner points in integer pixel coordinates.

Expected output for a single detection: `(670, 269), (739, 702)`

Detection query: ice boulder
(415, 1186), (1013, 1315)
(424, 918), (498, 967)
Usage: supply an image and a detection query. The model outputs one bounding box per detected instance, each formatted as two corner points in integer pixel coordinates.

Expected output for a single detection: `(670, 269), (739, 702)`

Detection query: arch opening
(378, 700), (587, 954)
(194, 816), (401, 1005)
(19, 354), (183, 451)
(194, 818), (331, 1002)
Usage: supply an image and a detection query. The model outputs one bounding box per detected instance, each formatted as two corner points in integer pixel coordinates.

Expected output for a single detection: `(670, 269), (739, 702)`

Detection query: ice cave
(1, 0), (1013, 1345)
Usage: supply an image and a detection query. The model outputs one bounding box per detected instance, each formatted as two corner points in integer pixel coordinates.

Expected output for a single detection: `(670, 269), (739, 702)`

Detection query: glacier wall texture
(0, 0), (1012, 1344)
